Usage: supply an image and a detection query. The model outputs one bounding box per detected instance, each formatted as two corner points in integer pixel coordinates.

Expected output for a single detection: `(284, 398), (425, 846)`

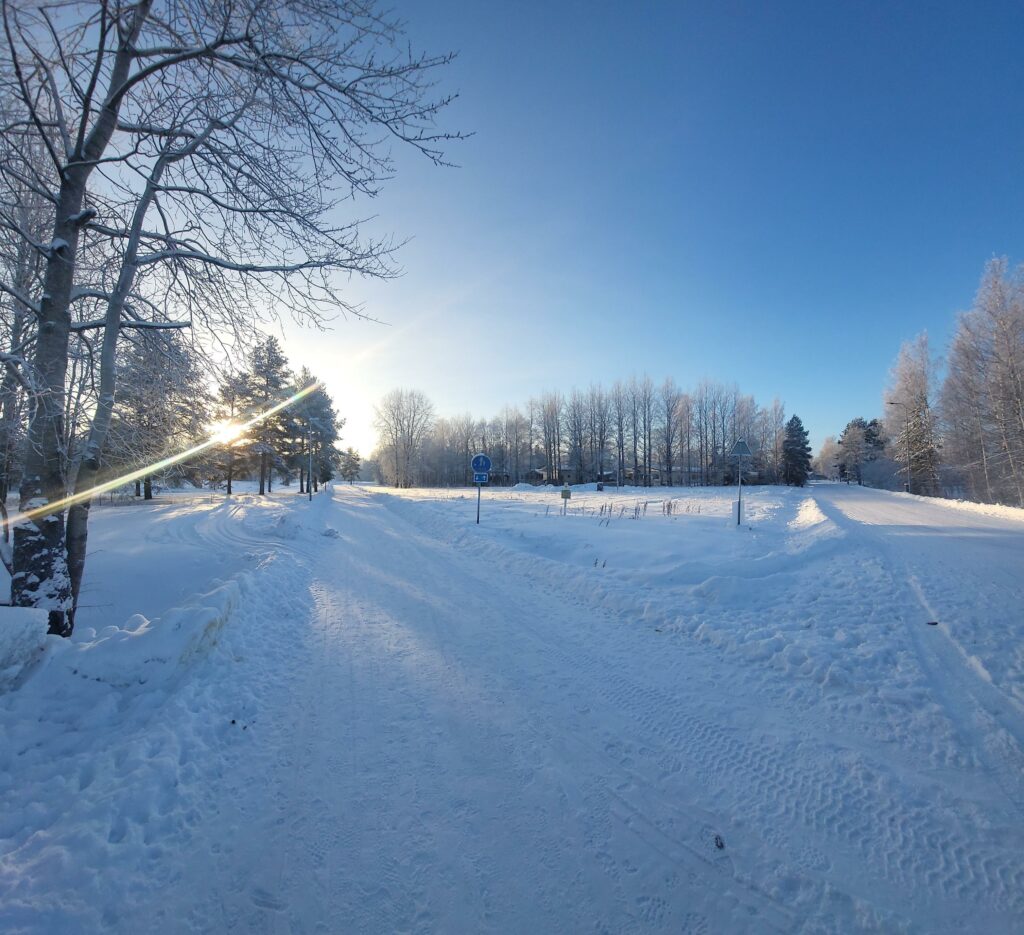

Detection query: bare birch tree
(658, 377), (682, 486)
(373, 388), (435, 488)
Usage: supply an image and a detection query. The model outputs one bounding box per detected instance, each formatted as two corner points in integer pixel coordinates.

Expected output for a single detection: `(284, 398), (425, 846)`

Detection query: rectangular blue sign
(473, 473), (489, 484)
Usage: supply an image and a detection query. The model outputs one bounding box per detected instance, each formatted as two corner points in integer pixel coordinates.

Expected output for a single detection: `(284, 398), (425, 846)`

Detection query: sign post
(561, 483), (571, 515)
(471, 453), (491, 524)
(730, 439), (752, 525)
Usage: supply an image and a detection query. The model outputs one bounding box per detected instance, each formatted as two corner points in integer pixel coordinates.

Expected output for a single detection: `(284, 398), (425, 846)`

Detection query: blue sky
(283, 0), (1024, 456)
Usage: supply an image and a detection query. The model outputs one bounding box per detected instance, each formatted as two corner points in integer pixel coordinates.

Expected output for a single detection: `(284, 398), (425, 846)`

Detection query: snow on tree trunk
(11, 178), (85, 637)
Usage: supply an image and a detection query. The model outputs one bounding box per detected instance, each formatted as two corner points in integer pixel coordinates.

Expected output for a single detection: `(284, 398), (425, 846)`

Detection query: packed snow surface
(2, 482), (1024, 933)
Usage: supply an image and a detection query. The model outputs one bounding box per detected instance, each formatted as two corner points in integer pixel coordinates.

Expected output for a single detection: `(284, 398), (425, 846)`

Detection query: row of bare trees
(373, 378), (789, 488)
(0, 0), (456, 634)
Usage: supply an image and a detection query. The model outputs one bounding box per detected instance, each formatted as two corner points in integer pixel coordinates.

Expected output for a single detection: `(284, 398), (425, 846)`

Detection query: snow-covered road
(2, 483), (1023, 933)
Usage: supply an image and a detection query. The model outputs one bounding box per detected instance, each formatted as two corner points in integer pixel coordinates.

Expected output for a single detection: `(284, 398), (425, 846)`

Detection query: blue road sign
(473, 472), (489, 484)
(471, 453), (492, 472)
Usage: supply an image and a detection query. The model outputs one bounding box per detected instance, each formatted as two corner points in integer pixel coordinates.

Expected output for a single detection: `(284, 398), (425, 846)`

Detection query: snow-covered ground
(2, 482), (1023, 933)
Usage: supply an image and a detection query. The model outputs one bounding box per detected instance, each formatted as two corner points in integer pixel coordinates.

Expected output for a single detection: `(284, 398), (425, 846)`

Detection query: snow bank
(785, 497), (843, 553)
(0, 607), (49, 692)
(64, 576), (242, 693)
(892, 491), (1024, 523)
(0, 542), (309, 931)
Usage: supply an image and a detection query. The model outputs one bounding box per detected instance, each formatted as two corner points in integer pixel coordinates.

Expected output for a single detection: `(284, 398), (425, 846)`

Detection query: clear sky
(281, 0), (1024, 457)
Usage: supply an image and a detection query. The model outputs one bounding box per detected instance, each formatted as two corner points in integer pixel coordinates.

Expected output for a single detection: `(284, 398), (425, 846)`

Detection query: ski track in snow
(1, 483), (1023, 933)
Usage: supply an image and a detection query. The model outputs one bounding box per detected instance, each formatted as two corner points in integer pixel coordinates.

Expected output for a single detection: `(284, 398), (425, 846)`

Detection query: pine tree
(782, 415), (812, 486)
(838, 417), (869, 483)
(340, 448), (361, 483)
(212, 373), (249, 495)
(289, 372), (344, 493)
(864, 419), (887, 457)
(240, 337), (291, 495)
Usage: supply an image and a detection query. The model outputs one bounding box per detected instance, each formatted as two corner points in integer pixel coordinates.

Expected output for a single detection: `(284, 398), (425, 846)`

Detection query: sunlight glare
(210, 420), (244, 444)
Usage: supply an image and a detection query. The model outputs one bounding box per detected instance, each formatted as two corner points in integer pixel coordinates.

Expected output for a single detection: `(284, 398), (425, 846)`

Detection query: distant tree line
(817, 258), (1024, 506)
(373, 379), (807, 488)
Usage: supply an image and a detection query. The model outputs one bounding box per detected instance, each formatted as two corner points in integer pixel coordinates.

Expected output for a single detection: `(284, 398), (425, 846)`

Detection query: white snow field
(2, 482), (1024, 933)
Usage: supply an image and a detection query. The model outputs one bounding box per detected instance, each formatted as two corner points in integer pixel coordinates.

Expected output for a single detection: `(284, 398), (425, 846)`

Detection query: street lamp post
(887, 401), (911, 494)
(730, 439), (752, 525)
(307, 420), (313, 502)
(305, 414), (324, 502)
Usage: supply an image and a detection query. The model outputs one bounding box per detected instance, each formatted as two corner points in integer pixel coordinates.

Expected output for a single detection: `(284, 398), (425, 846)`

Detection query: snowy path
(2, 483), (1024, 933)
(166, 489), (787, 933)
(812, 485), (1024, 818)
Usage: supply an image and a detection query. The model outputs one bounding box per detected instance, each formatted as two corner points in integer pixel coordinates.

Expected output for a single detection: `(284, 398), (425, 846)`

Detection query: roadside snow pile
(0, 541), (311, 932)
(64, 576), (244, 692)
(0, 608), (49, 692)
(785, 496), (842, 553)
(893, 490), (1024, 523)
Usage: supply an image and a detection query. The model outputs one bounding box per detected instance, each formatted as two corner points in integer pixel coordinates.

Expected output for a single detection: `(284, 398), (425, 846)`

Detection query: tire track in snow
(494, 570), (1024, 927)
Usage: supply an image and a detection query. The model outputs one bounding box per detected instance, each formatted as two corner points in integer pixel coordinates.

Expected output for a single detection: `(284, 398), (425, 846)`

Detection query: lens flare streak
(9, 382), (321, 529)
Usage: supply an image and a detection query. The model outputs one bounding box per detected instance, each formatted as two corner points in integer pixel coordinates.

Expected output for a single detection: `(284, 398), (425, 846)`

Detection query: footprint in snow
(251, 887), (287, 912)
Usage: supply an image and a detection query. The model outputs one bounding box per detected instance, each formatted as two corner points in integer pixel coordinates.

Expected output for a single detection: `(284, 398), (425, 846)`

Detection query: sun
(209, 420), (244, 444)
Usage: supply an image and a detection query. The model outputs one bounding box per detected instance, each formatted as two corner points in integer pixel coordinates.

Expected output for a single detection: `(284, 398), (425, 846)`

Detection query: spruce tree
(289, 372), (344, 493)
(783, 415), (812, 486)
(213, 373), (248, 495)
(341, 448), (361, 483)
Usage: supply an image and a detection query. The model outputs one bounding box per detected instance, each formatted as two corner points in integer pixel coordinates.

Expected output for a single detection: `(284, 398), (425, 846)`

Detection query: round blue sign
(471, 453), (492, 472)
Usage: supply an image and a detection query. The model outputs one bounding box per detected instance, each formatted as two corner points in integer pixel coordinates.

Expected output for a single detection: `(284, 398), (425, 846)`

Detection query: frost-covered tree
(290, 374), (343, 492)
(104, 332), (209, 499)
(565, 389), (587, 484)
(782, 415), (811, 486)
(837, 418), (869, 483)
(610, 381), (628, 486)
(814, 435), (841, 479)
(658, 377), (682, 485)
(885, 333), (941, 496)
(539, 392), (563, 485)
(374, 389), (435, 488)
(941, 259), (1024, 506)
